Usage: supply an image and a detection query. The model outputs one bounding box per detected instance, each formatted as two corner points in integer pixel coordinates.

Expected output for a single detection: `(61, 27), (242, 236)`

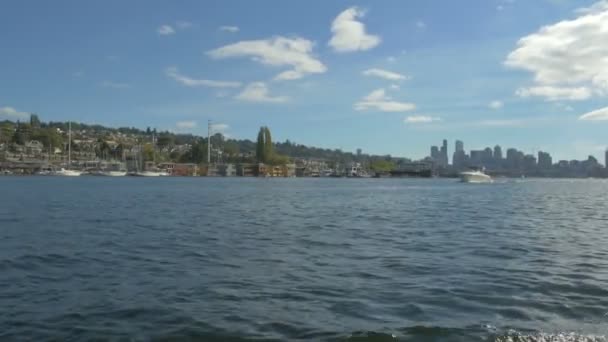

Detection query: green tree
(95, 139), (112, 159)
(256, 126), (276, 164)
(12, 122), (31, 145)
(268, 153), (289, 165)
(156, 134), (175, 148)
(142, 143), (155, 161)
(0, 123), (14, 145)
(179, 139), (208, 164)
(32, 127), (62, 150)
(370, 160), (396, 172)
(256, 127), (265, 163)
(223, 141), (239, 158)
(263, 127), (273, 162)
(30, 114), (41, 128)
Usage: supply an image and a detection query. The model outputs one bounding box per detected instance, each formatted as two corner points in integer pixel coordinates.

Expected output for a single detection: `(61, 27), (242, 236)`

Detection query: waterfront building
(523, 154), (537, 171)
(206, 164), (220, 176)
(237, 164), (257, 177)
(218, 164), (236, 177)
(538, 151), (552, 170)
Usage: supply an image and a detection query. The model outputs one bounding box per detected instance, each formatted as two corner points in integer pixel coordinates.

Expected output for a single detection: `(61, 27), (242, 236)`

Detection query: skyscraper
(523, 154), (537, 171)
(493, 145), (503, 161)
(455, 140), (464, 153)
(434, 139), (448, 167)
(506, 148), (520, 170)
(605, 149), (608, 169)
(470, 150), (484, 166)
(453, 140), (466, 170)
(483, 147), (493, 163)
(431, 146), (439, 160)
(538, 151), (552, 170)
(442, 139), (449, 166)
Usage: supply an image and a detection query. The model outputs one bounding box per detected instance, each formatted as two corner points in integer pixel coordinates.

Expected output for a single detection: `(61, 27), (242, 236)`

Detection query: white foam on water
(494, 331), (607, 342)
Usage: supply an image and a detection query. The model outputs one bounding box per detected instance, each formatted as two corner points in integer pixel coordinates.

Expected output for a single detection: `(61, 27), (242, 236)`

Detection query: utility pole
(207, 120), (211, 165)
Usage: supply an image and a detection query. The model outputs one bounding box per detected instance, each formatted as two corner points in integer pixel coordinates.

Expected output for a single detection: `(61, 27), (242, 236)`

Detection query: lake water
(1, 177), (607, 341)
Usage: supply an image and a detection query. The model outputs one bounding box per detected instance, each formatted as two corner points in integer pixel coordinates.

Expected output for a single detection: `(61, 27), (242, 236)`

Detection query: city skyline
(430, 138), (607, 167)
(428, 138), (607, 178)
(1, 0), (608, 161)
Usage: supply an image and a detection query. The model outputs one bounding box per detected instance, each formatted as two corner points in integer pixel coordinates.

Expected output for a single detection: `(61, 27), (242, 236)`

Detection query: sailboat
(53, 121), (82, 176)
(93, 149), (127, 176)
(132, 133), (169, 177)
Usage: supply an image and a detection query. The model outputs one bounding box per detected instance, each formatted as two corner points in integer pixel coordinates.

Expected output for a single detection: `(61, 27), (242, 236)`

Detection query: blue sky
(1, 0), (607, 161)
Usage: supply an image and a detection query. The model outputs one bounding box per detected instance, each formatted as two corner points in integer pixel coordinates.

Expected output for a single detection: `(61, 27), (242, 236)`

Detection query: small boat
(53, 168), (82, 177)
(131, 170), (169, 177)
(459, 168), (492, 183)
(94, 170), (128, 177)
(52, 122), (81, 176)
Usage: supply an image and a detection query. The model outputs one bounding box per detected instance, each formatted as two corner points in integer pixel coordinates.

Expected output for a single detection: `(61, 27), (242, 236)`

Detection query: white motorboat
(131, 170), (169, 177)
(94, 170), (127, 177)
(459, 169), (492, 183)
(53, 168), (82, 177)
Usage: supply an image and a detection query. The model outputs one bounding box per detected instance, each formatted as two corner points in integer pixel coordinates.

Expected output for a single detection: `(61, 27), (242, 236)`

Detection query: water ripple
(0, 177), (607, 340)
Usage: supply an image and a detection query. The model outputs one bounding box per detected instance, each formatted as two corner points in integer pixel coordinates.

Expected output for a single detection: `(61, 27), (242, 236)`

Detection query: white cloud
(415, 20), (427, 30)
(386, 56), (396, 63)
(207, 36), (326, 81)
(0, 106), (29, 120)
(211, 123), (229, 132)
(515, 86), (592, 101)
(354, 88), (416, 112)
(404, 115), (441, 123)
(362, 68), (409, 81)
(100, 81), (131, 89)
(389, 84), (400, 90)
(219, 25), (239, 33)
(476, 119), (527, 127)
(328, 7), (381, 52)
(235, 82), (288, 103)
(165, 67), (241, 88)
(158, 25), (175, 36)
(176, 121), (197, 129)
(505, 3), (608, 100)
(576, 1), (608, 14)
(176, 21), (194, 29)
(489, 100), (504, 109)
(579, 106), (608, 121)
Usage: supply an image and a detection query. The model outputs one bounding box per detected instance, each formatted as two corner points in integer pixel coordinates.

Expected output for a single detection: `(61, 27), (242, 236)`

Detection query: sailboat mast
(207, 120), (211, 165)
(68, 121), (71, 169)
